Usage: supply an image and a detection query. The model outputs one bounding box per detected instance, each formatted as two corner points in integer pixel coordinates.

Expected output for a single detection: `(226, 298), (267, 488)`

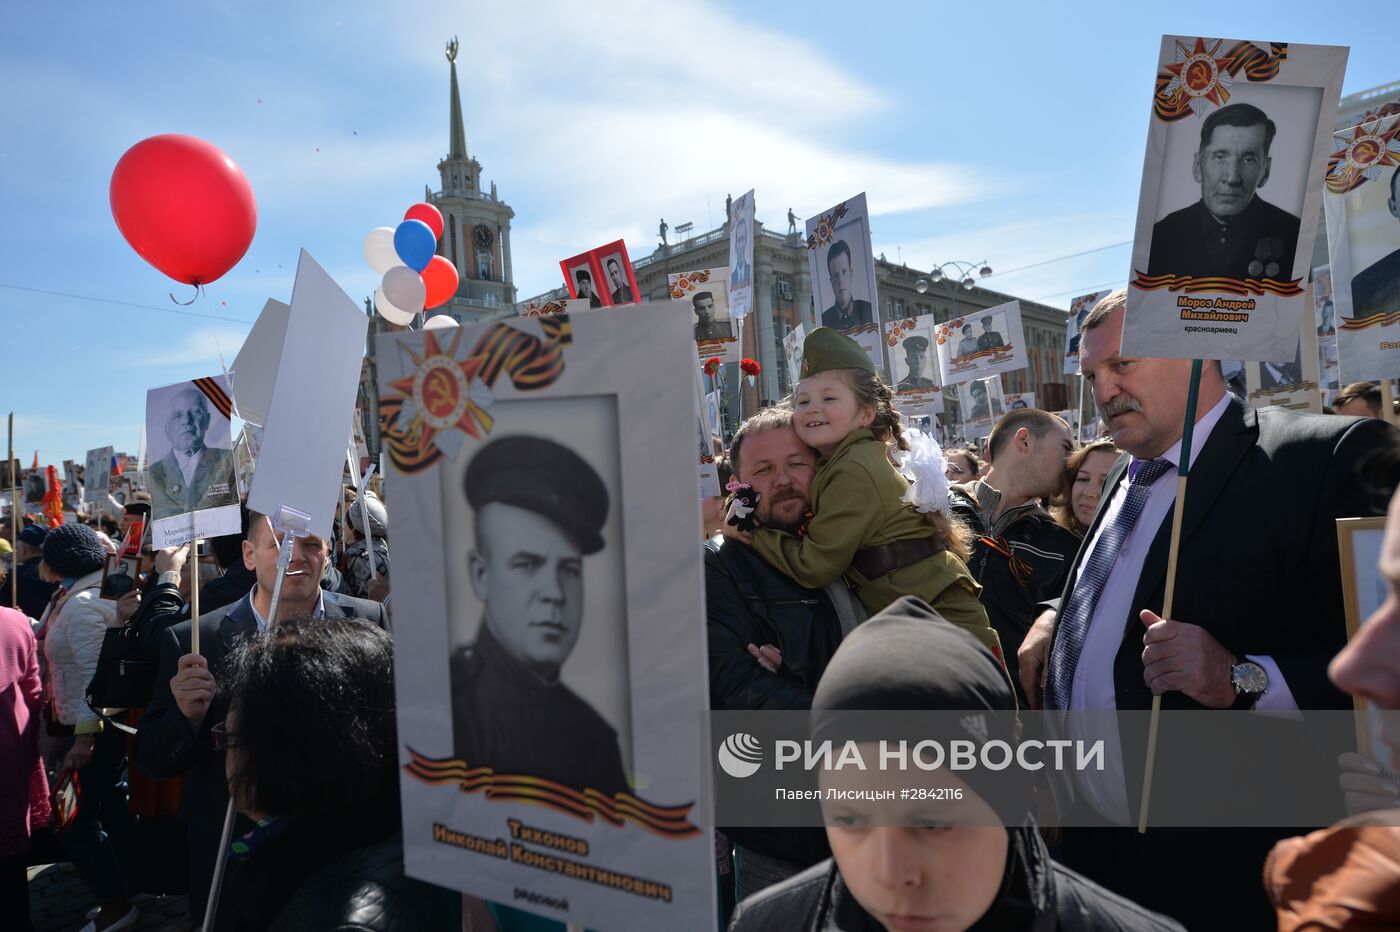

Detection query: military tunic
(343, 538), (389, 601)
(449, 624), (629, 796)
(750, 429), (1000, 657)
(1147, 196), (1300, 281)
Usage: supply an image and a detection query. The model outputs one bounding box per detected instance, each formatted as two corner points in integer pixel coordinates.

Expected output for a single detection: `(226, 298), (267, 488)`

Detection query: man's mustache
(1101, 395), (1143, 417)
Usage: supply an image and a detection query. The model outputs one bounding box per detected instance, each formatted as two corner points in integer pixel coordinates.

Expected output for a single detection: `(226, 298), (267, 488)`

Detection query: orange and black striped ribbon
(402, 747), (700, 838)
(193, 376), (234, 420)
(1153, 41), (1288, 123)
(1130, 271), (1305, 298)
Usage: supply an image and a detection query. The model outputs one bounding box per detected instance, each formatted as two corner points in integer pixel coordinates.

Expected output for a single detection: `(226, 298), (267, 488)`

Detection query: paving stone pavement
(27, 864), (195, 932)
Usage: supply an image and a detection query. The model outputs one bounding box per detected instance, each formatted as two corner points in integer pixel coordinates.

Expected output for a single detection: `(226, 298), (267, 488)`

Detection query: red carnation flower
(740, 357), (761, 376)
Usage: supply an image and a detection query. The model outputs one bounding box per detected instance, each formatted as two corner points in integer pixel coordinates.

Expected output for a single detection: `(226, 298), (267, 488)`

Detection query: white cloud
(122, 325), (251, 370)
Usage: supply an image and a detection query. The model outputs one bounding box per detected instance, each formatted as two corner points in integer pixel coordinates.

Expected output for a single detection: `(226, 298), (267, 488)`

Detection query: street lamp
(915, 259), (993, 320)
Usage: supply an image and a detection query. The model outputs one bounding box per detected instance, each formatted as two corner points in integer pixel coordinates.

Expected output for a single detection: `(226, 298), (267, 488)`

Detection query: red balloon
(422, 255), (459, 309)
(403, 202), (444, 240)
(110, 135), (257, 286)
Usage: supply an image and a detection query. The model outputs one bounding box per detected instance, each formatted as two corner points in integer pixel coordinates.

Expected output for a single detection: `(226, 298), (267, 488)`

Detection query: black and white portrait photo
(819, 239), (873, 332)
(728, 188), (755, 318)
(1147, 101), (1309, 281)
(602, 253), (635, 305)
(571, 264), (603, 308)
(23, 470), (45, 505)
(806, 193), (882, 371)
(84, 446), (113, 504)
(1348, 163), (1400, 318)
(960, 376), (1004, 440)
(100, 553), (144, 600)
(146, 381), (238, 523)
(936, 301), (1027, 388)
(692, 290), (732, 342)
(444, 399), (633, 798)
(888, 316), (940, 396)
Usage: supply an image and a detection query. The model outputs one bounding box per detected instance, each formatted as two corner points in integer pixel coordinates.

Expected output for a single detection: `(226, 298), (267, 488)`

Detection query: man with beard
(706, 407), (864, 901)
(147, 386), (237, 521)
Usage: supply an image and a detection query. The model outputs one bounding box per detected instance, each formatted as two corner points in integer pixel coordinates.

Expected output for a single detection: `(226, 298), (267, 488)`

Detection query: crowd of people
(1, 287), (1398, 931)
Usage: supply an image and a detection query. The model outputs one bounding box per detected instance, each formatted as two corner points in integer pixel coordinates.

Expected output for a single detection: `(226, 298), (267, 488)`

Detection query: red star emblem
(388, 331), (492, 443)
(1163, 38), (1235, 112)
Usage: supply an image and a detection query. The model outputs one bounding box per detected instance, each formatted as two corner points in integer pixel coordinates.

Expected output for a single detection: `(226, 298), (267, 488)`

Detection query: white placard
(934, 300), (1029, 387)
(379, 305), (714, 930)
(1322, 114), (1400, 382)
(959, 377), (1004, 440)
(247, 250), (368, 539)
(806, 193), (882, 374)
(670, 268), (741, 365)
(1064, 290), (1111, 375)
(230, 299), (291, 427)
(727, 189), (755, 319)
(83, 446), (113, 504)
(145, 376), (242, 548)
(783, 323), (806, 389)
(1124, 36), (1348, 362)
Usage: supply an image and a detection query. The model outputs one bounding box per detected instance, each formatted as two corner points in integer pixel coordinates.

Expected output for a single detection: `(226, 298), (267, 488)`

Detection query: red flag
(31, 451), (38, 470)
(112, 453), (124, 477)
(42, 465), (63, 528)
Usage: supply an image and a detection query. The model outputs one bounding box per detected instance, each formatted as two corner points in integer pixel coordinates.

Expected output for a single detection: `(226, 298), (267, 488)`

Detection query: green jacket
(751, 429), (998, 656)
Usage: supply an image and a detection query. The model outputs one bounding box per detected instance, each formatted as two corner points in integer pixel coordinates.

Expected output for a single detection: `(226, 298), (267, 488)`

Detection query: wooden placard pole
(8, 414), (16, 609)
(189, 537), (201, 655)
(1138, 358), (1204, 834)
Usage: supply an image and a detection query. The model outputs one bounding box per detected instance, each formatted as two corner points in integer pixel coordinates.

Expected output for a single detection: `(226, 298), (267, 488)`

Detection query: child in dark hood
(729, 597), (1184, 932)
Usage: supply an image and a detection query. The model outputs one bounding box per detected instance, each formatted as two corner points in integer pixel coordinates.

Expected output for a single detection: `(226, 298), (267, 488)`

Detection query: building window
(476, 250), (493, 282)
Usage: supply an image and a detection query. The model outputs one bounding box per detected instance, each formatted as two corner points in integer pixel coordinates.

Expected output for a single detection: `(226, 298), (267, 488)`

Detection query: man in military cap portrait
(693, 291), (732, 342)
(449, 434), (629, 797)
(976, 315), (1006, 352)
(1147, 102), (1301, 281)
(896, 335), (935, 391)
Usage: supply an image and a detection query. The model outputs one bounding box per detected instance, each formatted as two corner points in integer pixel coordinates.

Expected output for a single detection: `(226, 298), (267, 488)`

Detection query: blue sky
(1, 1), (1393, 462)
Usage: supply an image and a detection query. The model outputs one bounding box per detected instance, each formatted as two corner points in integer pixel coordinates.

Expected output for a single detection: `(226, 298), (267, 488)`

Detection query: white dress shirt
(174, 446), (204, 486)
(1066, 393), (1297, 822)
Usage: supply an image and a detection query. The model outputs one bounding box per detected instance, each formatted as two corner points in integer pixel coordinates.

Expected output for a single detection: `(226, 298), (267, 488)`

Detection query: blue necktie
(1044, 458), (1173, 712)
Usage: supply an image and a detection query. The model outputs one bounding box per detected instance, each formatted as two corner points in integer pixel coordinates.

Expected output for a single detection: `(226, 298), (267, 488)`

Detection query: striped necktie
(1044, 458), (1173, 712)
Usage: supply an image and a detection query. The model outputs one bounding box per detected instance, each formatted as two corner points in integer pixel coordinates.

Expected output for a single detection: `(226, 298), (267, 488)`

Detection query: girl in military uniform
(729, 327), (1003, 662)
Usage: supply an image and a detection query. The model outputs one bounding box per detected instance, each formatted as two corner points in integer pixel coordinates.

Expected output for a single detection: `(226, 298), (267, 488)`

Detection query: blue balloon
(393, 219), (437, 272)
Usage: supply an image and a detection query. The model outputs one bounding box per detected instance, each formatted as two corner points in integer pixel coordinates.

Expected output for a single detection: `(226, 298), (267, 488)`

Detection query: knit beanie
(41, 523), (108, 578)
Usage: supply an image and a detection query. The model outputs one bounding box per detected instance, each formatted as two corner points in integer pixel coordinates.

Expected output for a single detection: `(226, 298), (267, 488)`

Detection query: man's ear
(242, 537), (256, 573)
(468, 550), (488, 602)
(1257, 154), (1272, 190)
(1191, 150), (1203, 185)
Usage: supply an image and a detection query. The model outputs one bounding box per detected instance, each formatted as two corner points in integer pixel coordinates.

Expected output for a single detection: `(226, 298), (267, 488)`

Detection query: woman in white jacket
(39, 523), (138, 932)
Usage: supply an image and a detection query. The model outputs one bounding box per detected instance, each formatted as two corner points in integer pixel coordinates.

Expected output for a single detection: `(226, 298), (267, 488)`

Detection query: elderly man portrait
(1016, 288), (1395, 929)
(147, 386), (238, 521)
(1350, 164), (1400, 319)
(819, 239), (872, 331)
(705, 407), (865, 902)
(449, 434), (628, 797)
(693, 291), (732, 342)
(1147, 102), (1301, 281)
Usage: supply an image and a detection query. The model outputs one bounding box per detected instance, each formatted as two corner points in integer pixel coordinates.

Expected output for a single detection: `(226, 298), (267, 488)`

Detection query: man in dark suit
(147, 387), (238, 521)
(1350, 165), (1400, 319)
(449, 436), (628, 796)
(574, 269), (603, 308)
(1147, 103), (1300, 281)
(820, 239), (872, 331)
(605, 256), (633, 305)
(133, 510), (386, 921)
(1016, 289), (1395, 930)
(976, 315), (1006, 351)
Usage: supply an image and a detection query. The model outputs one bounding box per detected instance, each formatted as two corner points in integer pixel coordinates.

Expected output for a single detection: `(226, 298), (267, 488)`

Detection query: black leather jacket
(729, 826), (1185, 932)
(217, 826), (459, 931)
(706, 536), (846, 868)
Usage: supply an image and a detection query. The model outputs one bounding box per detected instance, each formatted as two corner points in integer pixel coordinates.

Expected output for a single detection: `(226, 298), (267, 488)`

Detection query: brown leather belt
(850, 537), (938, 580)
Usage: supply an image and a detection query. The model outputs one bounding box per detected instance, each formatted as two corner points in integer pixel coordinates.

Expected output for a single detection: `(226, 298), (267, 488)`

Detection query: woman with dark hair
(729, 597), (1184, 932)
(213, 619), (458, 931)
(944, 449), (980, 484)
(1051, 440), (1120, 537)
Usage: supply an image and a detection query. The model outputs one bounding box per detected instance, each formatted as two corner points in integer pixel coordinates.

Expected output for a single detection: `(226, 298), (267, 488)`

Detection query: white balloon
(363, 227), (399, 275)
(423, 314), (459, 330)
(382, 266), (426, 313)
(374, 285), (417, 325)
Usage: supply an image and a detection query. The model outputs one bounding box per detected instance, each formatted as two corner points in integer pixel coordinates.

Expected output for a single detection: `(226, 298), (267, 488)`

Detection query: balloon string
(169, 282), (203, 306)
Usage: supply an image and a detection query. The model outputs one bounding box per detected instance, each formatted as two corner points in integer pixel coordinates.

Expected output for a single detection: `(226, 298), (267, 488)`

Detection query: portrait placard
(21, 468), (47, 507)
(560, 240), (640, 309)
(61, 460), (82, 511)
(806, 193), (882, 373)
(1245, 282), (1323, 413)
(959, 376), (1004, 440)
(728, 189), (755, 319)
(1125, 37), (1348, 362)
(518, 297), (592, 318)
(934, 300), (1028, 387)
(145, 375), (242, 548)
(378, 306), (713, 929)
(1064, 290), (1111, 375)
(1322, 114), (1400, 382)
(696, 372), (722, 500)
(1337, 517), (1396, 771)
(561, 250), (607, 310)
(83, 446), (113, 504)
(1312, 265), (1342, 397)
(783, 323), (806, 389)
(100, 552), (147, 601)
(886, 315), (942, 400)
(1003, 392), (1037, 411)
(670, 268), (741, 364)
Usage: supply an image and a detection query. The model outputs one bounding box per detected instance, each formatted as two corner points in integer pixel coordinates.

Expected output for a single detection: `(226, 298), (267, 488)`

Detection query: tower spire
(446, 37), (467, 161)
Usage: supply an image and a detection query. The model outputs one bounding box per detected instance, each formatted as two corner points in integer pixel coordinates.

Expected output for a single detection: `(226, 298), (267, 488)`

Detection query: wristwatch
(1229, 658), (1268, 710)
